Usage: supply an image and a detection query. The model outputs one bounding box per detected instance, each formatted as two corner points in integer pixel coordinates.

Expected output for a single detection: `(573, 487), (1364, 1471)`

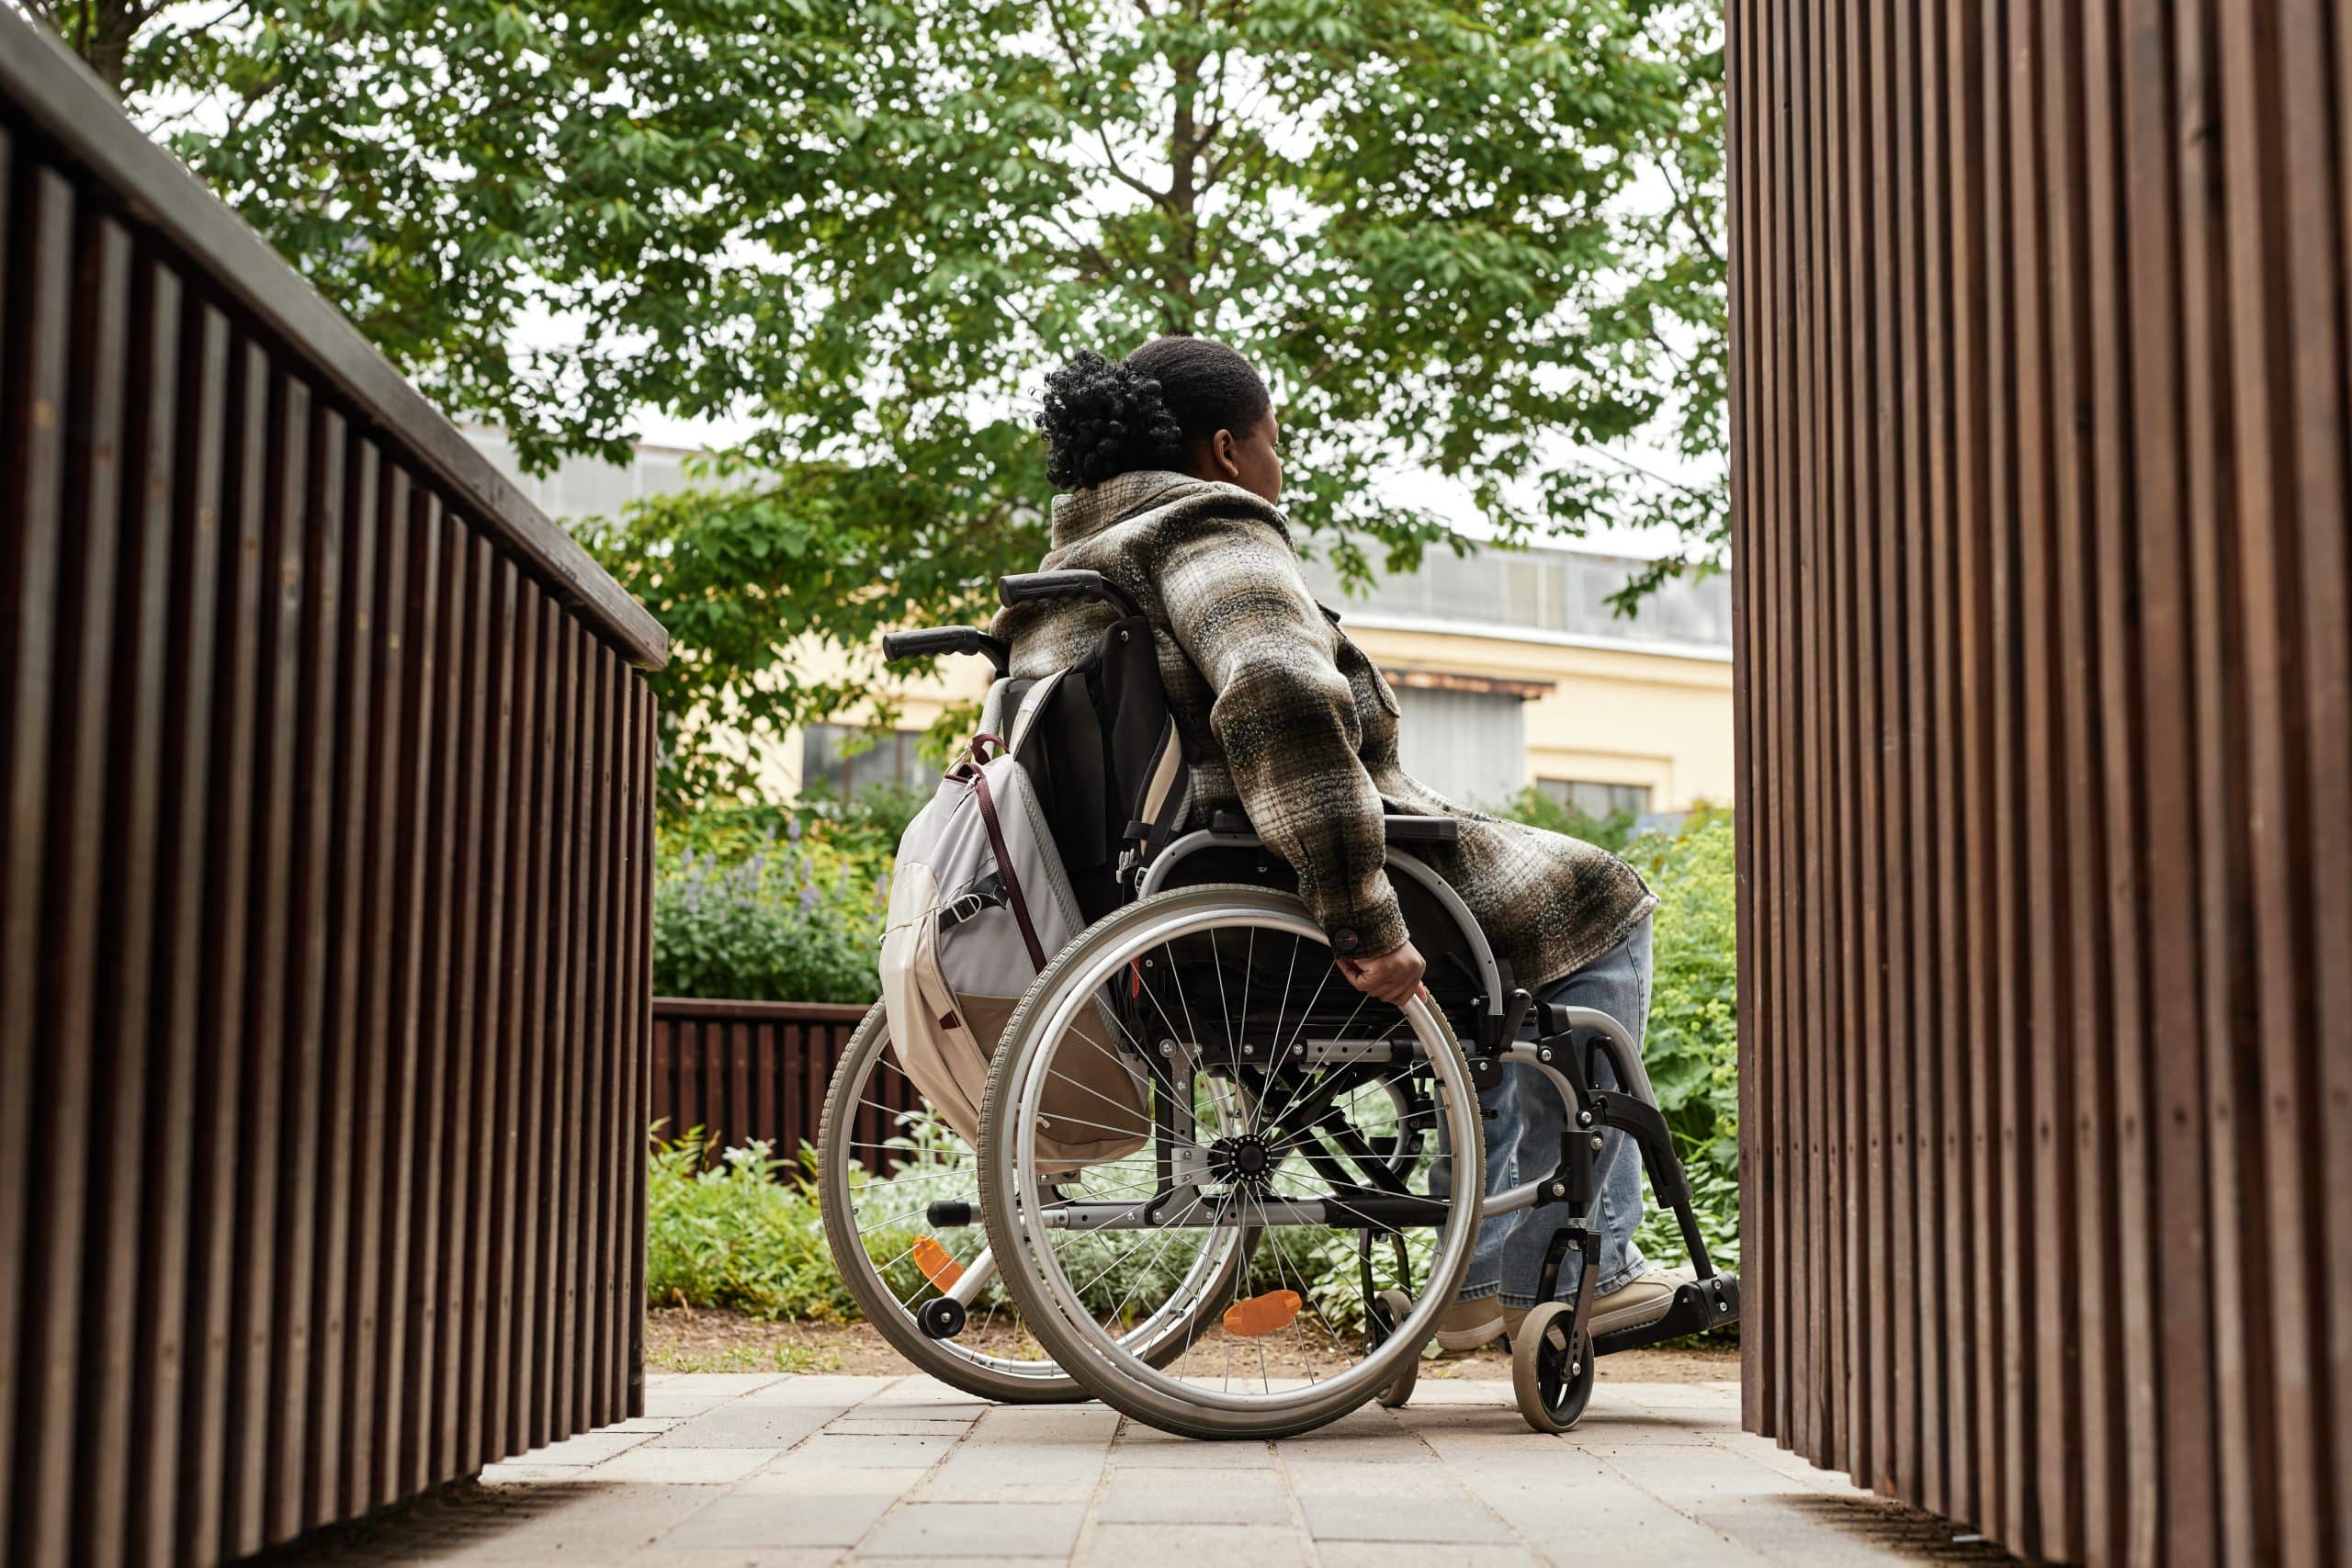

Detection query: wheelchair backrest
(987, 612), (1186, 926)
(975, 570), (1501, 1030)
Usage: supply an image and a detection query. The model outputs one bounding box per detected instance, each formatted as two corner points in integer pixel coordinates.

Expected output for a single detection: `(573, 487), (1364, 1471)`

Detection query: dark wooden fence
(0, 14), (667, 1568)
(1728, 3), (2350, 1564)
(650, 998), (909, 1168)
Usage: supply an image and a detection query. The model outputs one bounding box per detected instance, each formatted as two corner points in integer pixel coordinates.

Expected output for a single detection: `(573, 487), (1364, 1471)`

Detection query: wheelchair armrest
(1204, 808), (1460, 846)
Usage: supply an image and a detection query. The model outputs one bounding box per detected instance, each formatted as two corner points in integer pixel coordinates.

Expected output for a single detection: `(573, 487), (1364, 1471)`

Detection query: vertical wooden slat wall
(0, 17), (667, 1568)
(1728, 3), (2351, 1564)
(647, 999), (891, 1168)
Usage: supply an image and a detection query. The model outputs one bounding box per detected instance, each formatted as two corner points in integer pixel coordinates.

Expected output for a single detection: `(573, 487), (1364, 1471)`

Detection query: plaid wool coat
(994, 470), (1655, 988)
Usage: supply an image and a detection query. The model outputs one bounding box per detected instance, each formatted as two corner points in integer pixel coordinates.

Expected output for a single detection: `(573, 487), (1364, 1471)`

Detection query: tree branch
(1027, 211), (1120, 281)
(1580, 443), (1722, 500)
(1655, 158), (1724, 269)
(1041, 0), (1170, 207)
(1096, 139), (1166, 204)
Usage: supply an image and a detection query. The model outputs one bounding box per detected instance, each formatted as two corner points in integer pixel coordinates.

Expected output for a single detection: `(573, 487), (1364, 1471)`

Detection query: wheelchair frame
(842, 569), (1739, 1435)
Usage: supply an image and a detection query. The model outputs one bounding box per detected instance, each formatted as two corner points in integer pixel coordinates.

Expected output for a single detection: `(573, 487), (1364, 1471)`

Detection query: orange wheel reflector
(1222, 1289), (1303, 1338)
(912, 1236), (964, 1291)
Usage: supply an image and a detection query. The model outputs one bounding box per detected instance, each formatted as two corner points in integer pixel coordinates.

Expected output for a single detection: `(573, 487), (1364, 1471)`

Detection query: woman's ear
(1208, 428), (1242, 481)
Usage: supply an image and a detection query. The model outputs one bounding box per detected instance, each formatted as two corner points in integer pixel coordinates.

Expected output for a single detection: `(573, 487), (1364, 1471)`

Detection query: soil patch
(646, 1306), (1739, 1383)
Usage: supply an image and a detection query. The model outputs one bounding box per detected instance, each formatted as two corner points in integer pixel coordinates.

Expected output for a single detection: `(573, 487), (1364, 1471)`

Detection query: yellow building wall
(762, 621), (1735, 813)
(1340, 621), (1736, 811)
(754, 646), (994, 801)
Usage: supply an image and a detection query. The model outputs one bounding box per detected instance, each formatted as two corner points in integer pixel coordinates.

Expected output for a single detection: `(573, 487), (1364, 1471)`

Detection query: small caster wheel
(917, 1295), (967, 1340)
(1371, 1289), (1418, 1408)
(1511, 1300), (1595, 1433)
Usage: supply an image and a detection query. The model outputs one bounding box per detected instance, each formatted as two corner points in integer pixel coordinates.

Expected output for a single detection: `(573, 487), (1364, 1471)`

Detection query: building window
(1537, 778), (1652, 819)
(801, 724), (928, 800)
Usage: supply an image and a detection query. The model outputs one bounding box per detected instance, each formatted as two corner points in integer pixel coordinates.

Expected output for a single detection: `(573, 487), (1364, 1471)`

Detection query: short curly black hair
(1036, 336), (1272, 490)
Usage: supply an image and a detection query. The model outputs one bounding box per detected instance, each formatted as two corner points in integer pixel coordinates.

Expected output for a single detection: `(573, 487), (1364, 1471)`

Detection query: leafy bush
(645, 1133), (858, 1319)
(648, 803), (1743, 1317)
(776, 783), (928, 869)
(1492, 785), (1644, 853)
(652, 833), (886, 1003)
(651, 789), (920, 1004)
(645, 1121), (1404, 1331)
(1622, 809), (1739, 1271)
(658, 788), (920, 875)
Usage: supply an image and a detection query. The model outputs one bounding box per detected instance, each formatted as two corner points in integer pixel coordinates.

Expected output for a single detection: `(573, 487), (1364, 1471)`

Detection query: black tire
(815, 1003), (1088, 1403)
(1510, 1299), (1596, 1433)
(1373, 1289), (1419, 1409)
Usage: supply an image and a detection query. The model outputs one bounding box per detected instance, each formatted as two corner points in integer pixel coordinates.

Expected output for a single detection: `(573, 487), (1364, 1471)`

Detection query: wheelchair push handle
(881, 626), (1011, 677)
(998, 569), (1145, 622)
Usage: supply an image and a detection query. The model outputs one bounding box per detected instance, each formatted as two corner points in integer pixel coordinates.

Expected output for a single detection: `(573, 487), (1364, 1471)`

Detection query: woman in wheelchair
(1014, 338), (1686, 1339)
(822, 335), (1734, 1439)
(1006, 338), (1712, 1419)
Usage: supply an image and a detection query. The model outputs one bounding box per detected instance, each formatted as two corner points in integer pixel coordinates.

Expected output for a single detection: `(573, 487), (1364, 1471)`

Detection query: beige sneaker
(1587, 1265), (1694, 1337)
(1434, 1295), (1507, 1351)
(1500, 1302), (1531, 1346)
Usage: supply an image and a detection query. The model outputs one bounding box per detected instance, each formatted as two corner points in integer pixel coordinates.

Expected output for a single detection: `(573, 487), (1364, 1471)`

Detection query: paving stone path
(264, 1372), (2013, 1565)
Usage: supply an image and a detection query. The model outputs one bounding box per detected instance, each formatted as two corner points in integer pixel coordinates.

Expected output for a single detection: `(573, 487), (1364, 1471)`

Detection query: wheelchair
(815, 570), (1739, 1438)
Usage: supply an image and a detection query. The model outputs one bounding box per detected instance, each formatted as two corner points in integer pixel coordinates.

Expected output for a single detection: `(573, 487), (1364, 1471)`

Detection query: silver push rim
(992, 898), (1481, 1417)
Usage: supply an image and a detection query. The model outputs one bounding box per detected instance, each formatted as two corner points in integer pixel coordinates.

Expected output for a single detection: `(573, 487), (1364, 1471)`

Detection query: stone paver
(266, 1372), (1995, 1566)
(862, 1500), (1091, 1558)
(1093, 1468), (1292, 1526)
(1076, 1522), (1311, 1567)
(592, 1446), (787, 1484)
(646, 1403), (845, 1450)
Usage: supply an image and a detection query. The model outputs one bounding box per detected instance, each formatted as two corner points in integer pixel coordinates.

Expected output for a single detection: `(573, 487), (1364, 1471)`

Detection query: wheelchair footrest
(1590, 1271), (1740, 1358)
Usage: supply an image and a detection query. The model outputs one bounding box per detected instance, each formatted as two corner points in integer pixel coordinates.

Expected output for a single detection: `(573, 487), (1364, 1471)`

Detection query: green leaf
(124, 0), (1726, 818)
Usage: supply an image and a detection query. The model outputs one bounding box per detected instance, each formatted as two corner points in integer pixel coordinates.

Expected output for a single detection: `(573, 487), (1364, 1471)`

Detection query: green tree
(82, 0), (1724, 812)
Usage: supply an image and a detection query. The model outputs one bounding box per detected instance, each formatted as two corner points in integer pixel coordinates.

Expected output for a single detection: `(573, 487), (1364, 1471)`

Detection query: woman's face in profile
(1214, 412), (1283, 505)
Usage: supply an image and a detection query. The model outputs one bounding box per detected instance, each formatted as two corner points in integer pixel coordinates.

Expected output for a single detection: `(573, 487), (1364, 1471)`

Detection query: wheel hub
(1207, 1133), (1274, 1190)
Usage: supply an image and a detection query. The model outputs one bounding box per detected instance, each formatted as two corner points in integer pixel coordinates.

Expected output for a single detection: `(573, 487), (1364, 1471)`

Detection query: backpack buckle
(938, 889), (994, 931)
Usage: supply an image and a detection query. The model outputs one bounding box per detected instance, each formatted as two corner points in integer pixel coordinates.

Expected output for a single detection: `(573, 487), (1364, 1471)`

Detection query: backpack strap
(966, 760), (1048, 968)
(1123, 716), (1190, 853)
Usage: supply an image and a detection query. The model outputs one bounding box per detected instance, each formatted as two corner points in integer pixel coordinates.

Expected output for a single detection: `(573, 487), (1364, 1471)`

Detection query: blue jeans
(1457, 918), (1652, 1307)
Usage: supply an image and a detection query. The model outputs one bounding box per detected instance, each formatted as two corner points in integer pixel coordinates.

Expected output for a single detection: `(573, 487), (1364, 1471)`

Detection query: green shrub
(652, 835), (886, 1003)
(1622, 808), (1739, 1271)
(648, 801), (1743, 1315)
(778, 783), (928, 869)
(1490, 794), (1740, 1269)
(646, 1123), (980, 1322)
(652, 790), (917, 1004)
(644, 1118), (1368, 1326)
(645, 1132), (858, 1319)
(1491, 785), (1643, 853)
(657, 789), (921, 883)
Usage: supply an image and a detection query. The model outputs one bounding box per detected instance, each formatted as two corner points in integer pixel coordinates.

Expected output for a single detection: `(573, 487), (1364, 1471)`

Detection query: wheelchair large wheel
(817, 1002), (1248, 1403)
(978, 886), (1484, 1440)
